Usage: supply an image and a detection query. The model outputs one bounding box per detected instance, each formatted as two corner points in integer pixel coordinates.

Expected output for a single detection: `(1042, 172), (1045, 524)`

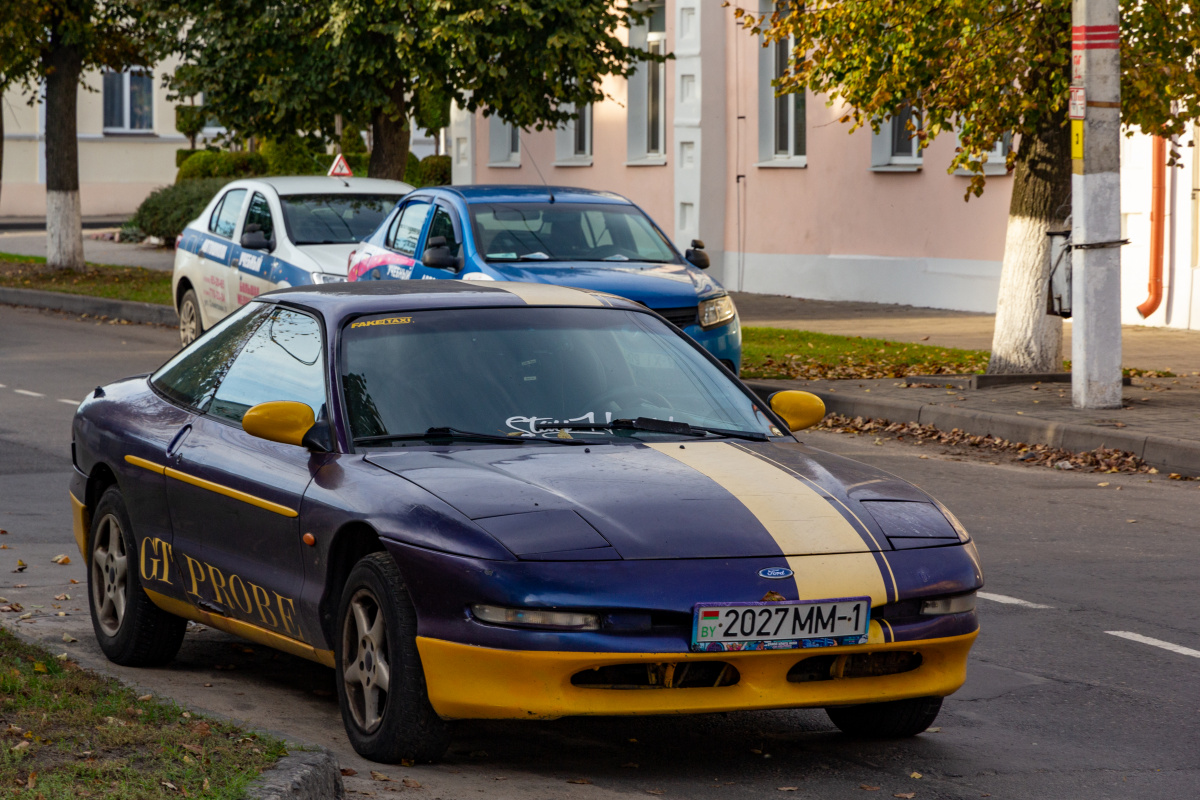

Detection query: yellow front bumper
(416, 630), (977, 720)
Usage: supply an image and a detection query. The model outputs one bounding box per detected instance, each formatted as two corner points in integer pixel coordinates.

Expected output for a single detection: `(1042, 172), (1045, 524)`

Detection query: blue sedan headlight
(699, 295), (736, 329)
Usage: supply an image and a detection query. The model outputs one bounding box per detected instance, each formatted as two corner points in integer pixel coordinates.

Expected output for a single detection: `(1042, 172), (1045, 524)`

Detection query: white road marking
(1106, 631), (1200, 659)
(13, 389), (45, 398)
(57, 399), (78, 405)
(978, 592), (1054, 609)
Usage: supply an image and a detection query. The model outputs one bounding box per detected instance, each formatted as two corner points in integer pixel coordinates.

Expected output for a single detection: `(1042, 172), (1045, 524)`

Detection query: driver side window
(208, 308), (326, 424)
(387, 201), (431, 257)
(427, 206), (462, 259)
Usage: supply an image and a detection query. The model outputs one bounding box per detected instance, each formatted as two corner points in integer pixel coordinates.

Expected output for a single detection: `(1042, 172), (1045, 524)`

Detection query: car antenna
(518, 127), (554, 203)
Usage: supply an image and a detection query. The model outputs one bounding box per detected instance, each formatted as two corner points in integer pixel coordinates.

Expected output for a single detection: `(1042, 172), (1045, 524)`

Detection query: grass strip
(742, 327), (991, 380)
(0, 255), (173, 307)
(0, 628), (286, 799)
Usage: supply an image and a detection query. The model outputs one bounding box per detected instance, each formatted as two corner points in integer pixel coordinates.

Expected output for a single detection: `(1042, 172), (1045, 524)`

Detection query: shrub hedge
(417, 155), (451, 187)
(130, 178), (227, 242)
(176, 150), (267, 182)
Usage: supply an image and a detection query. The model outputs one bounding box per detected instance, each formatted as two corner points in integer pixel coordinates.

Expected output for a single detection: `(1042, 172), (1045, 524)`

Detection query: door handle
(166, 424), (193, 460)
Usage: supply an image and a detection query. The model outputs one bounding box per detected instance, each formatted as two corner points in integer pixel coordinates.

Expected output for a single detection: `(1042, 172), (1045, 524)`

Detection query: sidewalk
(735, 292), (1200, 474)
(0, 229), (175, 271)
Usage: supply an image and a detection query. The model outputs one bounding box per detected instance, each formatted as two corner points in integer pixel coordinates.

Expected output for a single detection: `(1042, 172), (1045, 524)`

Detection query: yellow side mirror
(769, 390), (826, 432)
(242, 401), (316, 447)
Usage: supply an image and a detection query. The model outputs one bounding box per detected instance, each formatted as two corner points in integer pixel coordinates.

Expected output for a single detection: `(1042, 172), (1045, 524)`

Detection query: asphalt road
(2, 305), (1199, 799)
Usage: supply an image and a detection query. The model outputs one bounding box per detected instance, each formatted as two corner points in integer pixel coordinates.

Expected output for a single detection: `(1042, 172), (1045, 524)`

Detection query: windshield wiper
(354, 426), (585, 446)
(550, 417), (769, 442)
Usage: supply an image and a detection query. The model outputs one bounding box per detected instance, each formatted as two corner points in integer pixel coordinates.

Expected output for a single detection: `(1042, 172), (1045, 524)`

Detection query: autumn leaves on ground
(0, 629), (284, 799)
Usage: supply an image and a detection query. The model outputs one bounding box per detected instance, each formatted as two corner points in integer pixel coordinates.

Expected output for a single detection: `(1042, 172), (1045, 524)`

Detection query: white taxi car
(172, 176), (411, 345)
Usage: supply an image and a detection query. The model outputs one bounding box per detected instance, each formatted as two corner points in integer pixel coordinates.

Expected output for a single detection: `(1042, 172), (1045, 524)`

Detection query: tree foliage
(154, 0), (661, 179)
(738, 0), (1200, 197)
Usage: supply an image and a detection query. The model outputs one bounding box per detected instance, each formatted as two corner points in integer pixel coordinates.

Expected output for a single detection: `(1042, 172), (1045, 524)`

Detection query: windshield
(469, 202), (679, 263)
(340, 307), (773, 445)
(280, 194), (404, 245)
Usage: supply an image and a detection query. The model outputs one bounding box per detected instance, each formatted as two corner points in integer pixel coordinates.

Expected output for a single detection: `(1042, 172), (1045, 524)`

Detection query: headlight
(471, 604), (600, 631)
(698, 295), (736, 329)
(310, 272), (346, 284)
(920, 592), (976, 616)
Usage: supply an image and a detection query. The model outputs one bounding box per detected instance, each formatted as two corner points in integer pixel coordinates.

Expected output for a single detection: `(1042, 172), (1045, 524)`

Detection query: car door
(164, 306), (329, 647)
(201, 188), (249, 322)
(411, 200), (464, 279)
(229, 190), (278, 308)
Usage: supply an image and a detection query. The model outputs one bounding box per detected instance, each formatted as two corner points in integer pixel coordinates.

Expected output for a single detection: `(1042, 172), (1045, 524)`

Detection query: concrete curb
(245, 748), (346, 800)
(746, 379), (1200, 476)
(0, 287), (177, 326)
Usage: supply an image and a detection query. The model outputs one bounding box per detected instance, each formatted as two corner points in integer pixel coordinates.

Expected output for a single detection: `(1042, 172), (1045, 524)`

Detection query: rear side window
(209, 189), (247, 239)
(387, 201), (431, 256)
(151, 302), (269, 411)
(208, 308), (326, 424)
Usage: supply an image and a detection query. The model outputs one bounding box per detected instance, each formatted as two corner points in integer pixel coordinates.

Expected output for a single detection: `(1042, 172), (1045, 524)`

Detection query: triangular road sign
(328, 153), (354, 177)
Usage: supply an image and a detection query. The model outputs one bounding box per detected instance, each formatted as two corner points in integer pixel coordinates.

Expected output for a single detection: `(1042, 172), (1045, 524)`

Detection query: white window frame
(102, 68), (155, 134)
(625, 2), (667, 166)
(871, 103), (923, 172)
(487, 116), (521, 168)
(955, 132), (1012, 176)
(555, 103), (593, 166)
(756, 30), (806, 168)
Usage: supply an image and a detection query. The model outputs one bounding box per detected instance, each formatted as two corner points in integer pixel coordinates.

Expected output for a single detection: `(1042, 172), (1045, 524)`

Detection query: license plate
(691, 598), (871, 652)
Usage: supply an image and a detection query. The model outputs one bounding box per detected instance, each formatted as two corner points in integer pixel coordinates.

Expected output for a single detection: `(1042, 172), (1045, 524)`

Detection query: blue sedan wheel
(336, 553), (450, 763)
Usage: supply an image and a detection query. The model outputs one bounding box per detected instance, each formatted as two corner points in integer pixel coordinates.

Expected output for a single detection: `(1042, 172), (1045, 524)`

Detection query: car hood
(486, 261), (724, 308)
(293, 243), (358, 275)
(365, 440), (939, 560)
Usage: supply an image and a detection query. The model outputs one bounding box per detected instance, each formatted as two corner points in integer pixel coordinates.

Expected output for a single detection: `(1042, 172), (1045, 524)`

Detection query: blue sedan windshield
(340, 307), (770, 443)
(469, 203), (678, 263)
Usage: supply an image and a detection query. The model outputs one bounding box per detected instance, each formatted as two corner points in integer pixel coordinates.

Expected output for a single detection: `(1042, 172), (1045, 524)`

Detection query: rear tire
(88, 486), (187, 667)
(825, 696), (943, 738)
(335, 552), (450, 763)
(178, 288), (204, 347)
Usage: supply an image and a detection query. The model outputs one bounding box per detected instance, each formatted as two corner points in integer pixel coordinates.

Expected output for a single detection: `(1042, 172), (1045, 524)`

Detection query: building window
(103, 69), (154, 133)
(757, 31), (806, 166)
(556, 104), (593, 165)
(955, 132), (1012, 176)
(626, 2), (667, 165)
(488, 116), (520, 167)
(871, 103), (923, 171)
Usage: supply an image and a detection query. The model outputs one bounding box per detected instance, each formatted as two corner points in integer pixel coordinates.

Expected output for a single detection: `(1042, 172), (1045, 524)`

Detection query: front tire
(825, 696), (943, 738)
(335, 552), (450, 763)
(178, 288), (204, 347)
(88, 486), (187, 667)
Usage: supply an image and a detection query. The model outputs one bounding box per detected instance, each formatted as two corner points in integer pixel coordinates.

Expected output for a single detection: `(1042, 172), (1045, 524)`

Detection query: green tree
(741, 1), (1200, 374)
(154, 0), (660, 181)
(0, 1), (165, 270)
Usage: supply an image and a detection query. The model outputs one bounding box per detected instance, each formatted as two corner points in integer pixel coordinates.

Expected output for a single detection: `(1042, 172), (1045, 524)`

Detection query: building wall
(2, 62), (187, 218)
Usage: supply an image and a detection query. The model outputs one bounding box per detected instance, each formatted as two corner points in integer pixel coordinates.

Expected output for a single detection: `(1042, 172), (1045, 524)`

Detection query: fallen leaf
(181, 743), (204, 756)
(909, 772), (922, 779)
(54, 593), (70, 601)
(920, 336), (929, 340)
(161, 780), (177, 791)
(17, 612), (32, 620)
(69, 579), (78, 584)
(14, 560), (26, 572)
(778, 789), (798, 793)
(203, 683), (213, 688)
(51, 554), (70, 565)
(927, 727), (941, 733)
(56, 652), (68, 661)
(401, 758), (415, 767)
(56, 611), (66, 617)
(26, 772), (35, 789)
(11, 740), (29, 752)
(32, 662), (47, 673)
(370, 771), (393, 782)
(861, 786), (882, 791)
(137, 694), (152, 702)
(402, 779), (421, 788)
(1127, 519), (1137, 523)
(340, 768), (358, 777)
(1097, 482), (1109, 487)
(567, 778), (593, 784)
(895, 794), (916, 799)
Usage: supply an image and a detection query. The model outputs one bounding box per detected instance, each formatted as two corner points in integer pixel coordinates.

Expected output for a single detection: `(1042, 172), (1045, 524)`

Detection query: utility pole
(1070, 0), (1123, 409)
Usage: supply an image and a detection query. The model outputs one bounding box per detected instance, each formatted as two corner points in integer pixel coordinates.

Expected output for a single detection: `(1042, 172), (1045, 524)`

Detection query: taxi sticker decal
(351, 317), (413, 329)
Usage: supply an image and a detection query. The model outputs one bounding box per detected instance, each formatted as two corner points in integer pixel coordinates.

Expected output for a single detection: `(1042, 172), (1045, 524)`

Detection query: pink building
(447, 1), (1199, 331)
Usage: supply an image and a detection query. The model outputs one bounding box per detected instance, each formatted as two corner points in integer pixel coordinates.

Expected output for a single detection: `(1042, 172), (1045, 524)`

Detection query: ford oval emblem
(759, 567), (793, 580)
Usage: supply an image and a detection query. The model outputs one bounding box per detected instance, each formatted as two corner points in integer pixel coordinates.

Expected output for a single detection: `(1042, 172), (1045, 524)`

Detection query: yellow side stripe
(498, 282), (604, 307)
(730, 443), (900, 603)
(124, 454), (298, 518)
(144, 588), (333, 668)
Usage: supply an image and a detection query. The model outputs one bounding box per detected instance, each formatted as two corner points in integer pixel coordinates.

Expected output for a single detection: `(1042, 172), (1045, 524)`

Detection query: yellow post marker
(1071, 119), (1085, 162)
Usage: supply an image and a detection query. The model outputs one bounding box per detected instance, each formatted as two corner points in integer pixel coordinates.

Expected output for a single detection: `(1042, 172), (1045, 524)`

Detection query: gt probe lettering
(139, 536), (303, 641)
(700, 604), (859, 640)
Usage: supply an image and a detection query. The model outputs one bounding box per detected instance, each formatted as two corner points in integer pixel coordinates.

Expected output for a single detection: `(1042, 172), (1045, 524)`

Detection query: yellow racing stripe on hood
(498, 282), (604, 307)
(648, 442), (889, 605)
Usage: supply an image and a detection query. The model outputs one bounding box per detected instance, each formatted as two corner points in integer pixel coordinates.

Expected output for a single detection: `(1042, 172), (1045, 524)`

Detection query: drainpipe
(1137, 135), (1167, 318)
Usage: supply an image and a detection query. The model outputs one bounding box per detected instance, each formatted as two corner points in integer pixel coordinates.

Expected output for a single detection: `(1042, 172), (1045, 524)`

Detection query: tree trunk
(44, 40), (85, 271)
(369, 84), (410, 181)
(987, 108), (1073, 374)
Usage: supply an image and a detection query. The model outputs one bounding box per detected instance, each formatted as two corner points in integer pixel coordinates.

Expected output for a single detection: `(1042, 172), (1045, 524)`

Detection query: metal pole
(1070, 0), (1123, 408)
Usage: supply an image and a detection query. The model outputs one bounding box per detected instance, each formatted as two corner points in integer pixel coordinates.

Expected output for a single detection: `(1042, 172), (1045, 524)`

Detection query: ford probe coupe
(344, 185), (743, 373)
(69, 282), (983, 764)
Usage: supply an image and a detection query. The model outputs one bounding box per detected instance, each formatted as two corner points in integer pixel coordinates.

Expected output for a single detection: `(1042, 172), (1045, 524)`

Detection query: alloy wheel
(179, 300), (199, 346)
(90, 513), (128, 637)
(341, 588), (392, 733)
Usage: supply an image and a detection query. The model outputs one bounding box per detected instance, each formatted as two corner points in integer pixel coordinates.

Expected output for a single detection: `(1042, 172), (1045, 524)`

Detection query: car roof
(256, 280), (646, 326)
(430, 185), (632, 206)
(241, 176), (414, 195)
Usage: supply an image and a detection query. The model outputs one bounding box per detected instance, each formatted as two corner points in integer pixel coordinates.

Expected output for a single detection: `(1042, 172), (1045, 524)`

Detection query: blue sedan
(346, 185), (742, 373)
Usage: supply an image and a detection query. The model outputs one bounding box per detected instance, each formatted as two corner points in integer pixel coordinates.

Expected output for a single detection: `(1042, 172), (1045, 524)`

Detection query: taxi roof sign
(327, 153), (354, 178)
